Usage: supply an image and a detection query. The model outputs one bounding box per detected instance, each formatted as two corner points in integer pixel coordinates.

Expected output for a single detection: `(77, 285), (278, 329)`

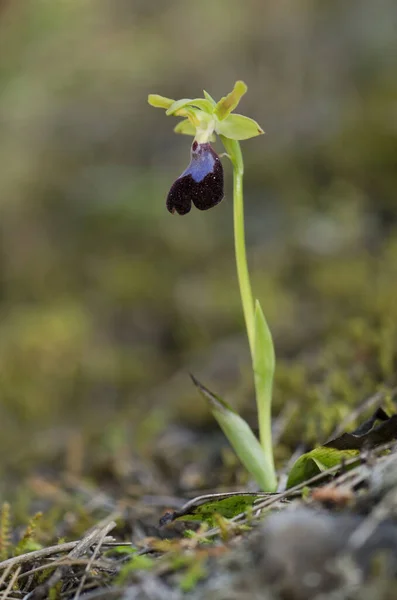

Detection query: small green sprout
(148, 82), (277, 491)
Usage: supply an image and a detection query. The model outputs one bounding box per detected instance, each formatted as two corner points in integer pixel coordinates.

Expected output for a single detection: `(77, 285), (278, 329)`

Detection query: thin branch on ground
(1, 565), (21, 600)
(0, 538), (115, 573)
(72, 522), (115, 600)
(23, 518), (117, 600)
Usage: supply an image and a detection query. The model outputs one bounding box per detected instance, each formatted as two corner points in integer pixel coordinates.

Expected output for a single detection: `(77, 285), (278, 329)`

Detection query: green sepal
(147, 94), (175, 109)
(191, 375), (277, 492)
(214, 81), (247, 121)
(166, 98), (214, 116)
(174, 119), (196, 136)
(216, 114), (264, 140)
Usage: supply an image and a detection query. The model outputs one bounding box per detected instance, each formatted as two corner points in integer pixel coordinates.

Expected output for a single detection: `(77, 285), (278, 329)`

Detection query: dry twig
(1, 565), (21, 600)
(0, 538), (115, 574)
(24, 518), (117, 600)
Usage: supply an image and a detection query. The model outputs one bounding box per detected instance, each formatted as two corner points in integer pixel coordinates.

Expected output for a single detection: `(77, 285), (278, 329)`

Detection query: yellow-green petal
(203, 90), (216, 105)
(214, 81), (247, 121)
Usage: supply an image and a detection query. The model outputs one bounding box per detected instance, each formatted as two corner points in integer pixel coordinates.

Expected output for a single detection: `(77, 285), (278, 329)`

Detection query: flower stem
(220, 135), (276, 491)
(220, 137), (255, 358)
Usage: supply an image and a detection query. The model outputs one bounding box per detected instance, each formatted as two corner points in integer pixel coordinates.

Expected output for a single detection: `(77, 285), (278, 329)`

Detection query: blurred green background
(0, 0), (396, 492)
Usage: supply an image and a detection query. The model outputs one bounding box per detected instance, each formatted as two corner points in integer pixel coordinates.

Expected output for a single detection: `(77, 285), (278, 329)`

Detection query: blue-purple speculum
(166, 141), (224, 215)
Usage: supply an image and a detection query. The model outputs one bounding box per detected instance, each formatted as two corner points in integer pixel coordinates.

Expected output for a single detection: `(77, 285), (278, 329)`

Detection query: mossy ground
(1, 222), (397, 597)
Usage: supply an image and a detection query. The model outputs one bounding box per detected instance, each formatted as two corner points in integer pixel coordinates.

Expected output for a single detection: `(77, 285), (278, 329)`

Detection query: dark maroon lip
(166, 142), (224, 215)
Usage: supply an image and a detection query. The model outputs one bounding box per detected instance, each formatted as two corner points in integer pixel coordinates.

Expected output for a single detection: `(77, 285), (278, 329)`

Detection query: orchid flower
(148, 81), (263, 215)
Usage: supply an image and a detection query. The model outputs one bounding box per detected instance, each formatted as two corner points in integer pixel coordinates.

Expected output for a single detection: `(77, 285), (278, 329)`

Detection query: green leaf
(160, 491), (272, 526)
(214, 81), (247, 120)
(174, 495), (258, 525)
(286, 406), (397, 489)
(286, 447), (360, 489)
(254, 300), (275, 379)
(148, 94), (175, 109)
(216, 114), (264, 140)
(166, 98), (214, 116)
(253, 300), (275, 474)
(191, 375), (277, 491)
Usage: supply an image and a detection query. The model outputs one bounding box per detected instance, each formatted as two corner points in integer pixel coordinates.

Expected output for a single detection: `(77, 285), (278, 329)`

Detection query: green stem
(220, 137), (255, 358)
